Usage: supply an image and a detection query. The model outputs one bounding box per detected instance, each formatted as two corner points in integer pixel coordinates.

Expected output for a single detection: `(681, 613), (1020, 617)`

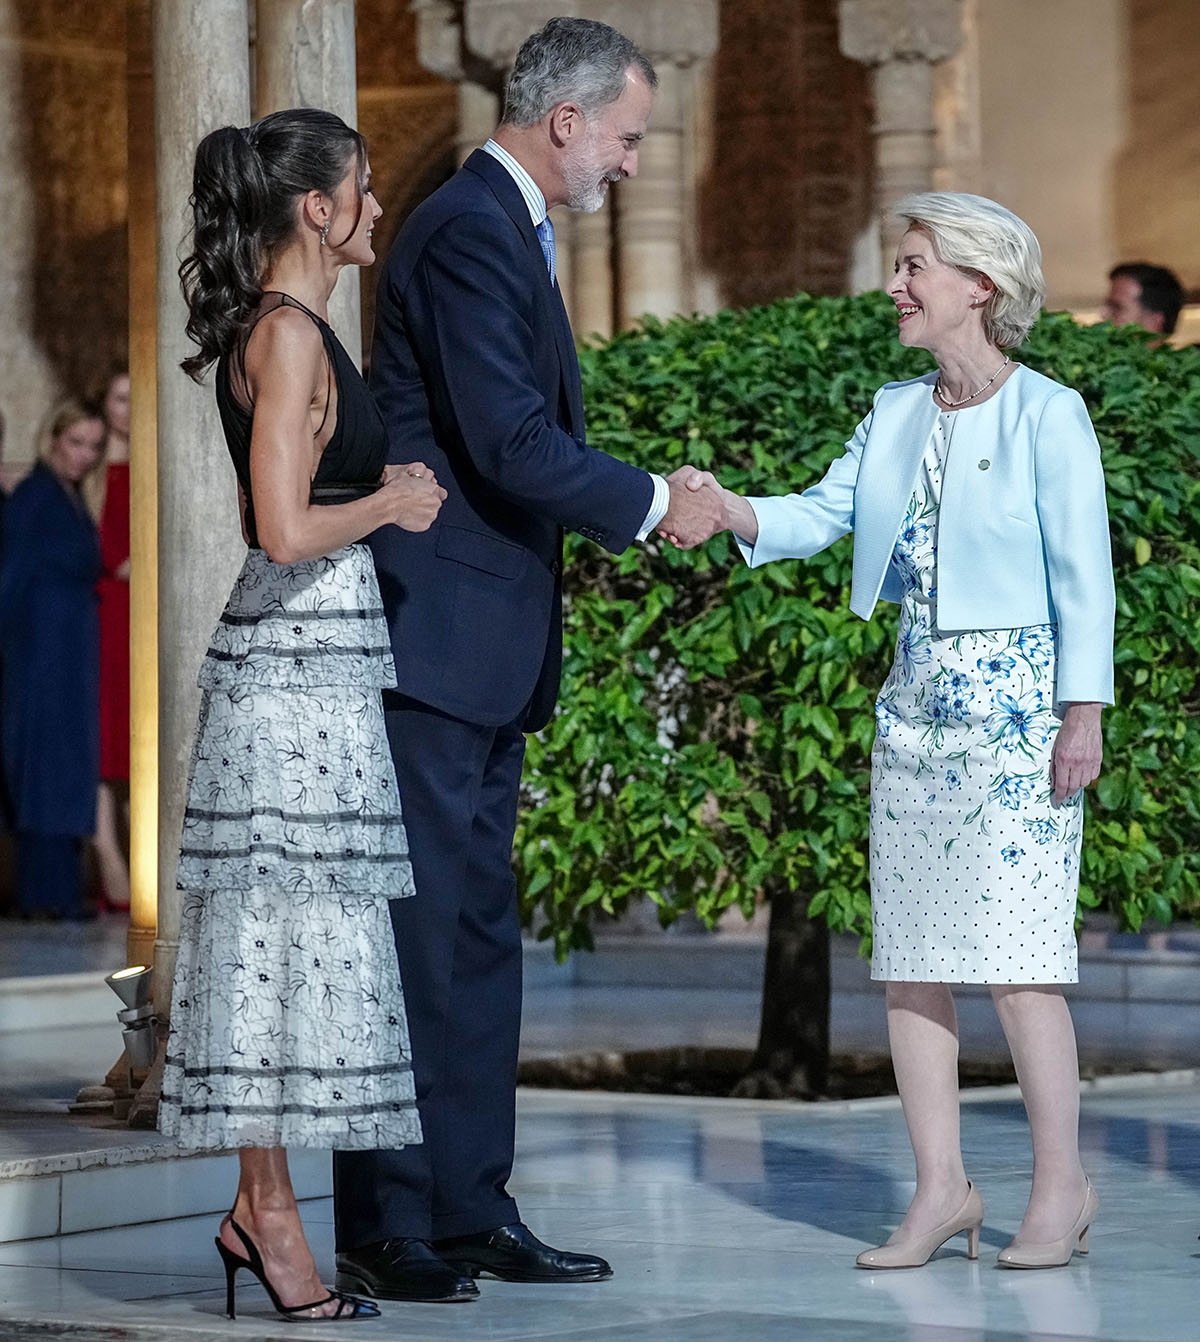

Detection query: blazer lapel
(850, 375), (939, 618)
(550, 279), (585, 435)
(463, 151), (583, 434)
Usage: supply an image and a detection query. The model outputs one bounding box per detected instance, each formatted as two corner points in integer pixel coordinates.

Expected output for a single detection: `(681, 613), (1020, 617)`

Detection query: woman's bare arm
(245, 308), (444, 564)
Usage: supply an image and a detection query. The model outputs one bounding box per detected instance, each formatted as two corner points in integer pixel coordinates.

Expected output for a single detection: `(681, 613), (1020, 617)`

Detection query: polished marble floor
(0, 1078), (1198, 1340)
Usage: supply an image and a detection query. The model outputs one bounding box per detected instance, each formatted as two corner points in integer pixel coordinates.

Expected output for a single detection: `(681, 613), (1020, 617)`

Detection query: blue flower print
(988, 774), (1035, 810)
(875, 695), (900, 739)
(894, 517), (931, 565)
(1001, 845), (1025, 866)
(1015, 625), (1056, 667)
(945, 769), (962, 790)
(925, 694), (953, 728)
(896, 625), (933, 685)
(1023, 817), (1059, 846)
(985, 689), (1052, 754)
(949, 687), (973, 721)
(977, 652), (1016, 684)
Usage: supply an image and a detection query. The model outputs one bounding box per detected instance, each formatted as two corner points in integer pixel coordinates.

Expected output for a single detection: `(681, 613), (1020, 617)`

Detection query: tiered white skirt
(158, 545), (422, 1151)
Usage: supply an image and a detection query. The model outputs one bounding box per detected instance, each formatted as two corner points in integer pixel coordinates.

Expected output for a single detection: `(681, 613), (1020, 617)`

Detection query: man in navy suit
(333, 18), (722, 1302)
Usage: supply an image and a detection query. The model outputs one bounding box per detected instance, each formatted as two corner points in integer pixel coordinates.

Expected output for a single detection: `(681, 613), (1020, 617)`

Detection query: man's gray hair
(501, 17), (657, 128)
(893, 192), (1046, 349)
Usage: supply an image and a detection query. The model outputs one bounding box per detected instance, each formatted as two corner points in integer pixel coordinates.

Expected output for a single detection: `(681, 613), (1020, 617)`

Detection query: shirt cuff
(636, 473), (670, 542)
(734, 500), (765, 566)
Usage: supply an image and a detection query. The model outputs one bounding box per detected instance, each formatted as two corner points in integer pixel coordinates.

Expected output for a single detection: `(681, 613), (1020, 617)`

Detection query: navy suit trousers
(333, 693), (527, 1246)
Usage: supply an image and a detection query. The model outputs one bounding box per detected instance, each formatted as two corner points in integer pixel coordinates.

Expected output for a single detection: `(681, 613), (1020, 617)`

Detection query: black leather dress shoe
(334, 1237), (479, 1302)
(435, 1222), (613, 1283)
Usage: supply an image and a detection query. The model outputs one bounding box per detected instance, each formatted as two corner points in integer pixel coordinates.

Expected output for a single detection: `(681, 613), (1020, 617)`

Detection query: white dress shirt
(481, 140), (669, 541)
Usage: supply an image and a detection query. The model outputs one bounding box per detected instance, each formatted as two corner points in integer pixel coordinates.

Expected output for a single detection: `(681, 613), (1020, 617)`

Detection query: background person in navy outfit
(332, 18), (722, 1303)
(0, 399), (105, 919)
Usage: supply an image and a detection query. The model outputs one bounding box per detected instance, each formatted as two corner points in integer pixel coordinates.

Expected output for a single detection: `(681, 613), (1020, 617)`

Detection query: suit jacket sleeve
(399, 209), (653, 553)
(734, 406), (873, 567)
(1033, 388), (1116, 704)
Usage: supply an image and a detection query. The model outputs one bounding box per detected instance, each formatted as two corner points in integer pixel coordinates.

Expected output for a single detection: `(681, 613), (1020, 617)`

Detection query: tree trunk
(732, 882), (830, 1099)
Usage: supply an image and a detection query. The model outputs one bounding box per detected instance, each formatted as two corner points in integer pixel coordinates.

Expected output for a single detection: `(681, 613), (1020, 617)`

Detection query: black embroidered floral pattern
(159, 544), (421, 1152)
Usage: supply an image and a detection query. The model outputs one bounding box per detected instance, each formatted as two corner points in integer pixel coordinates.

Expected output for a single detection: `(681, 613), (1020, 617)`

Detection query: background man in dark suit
(1102, 261), (1185, 340)
(333, 18), (722, 1303)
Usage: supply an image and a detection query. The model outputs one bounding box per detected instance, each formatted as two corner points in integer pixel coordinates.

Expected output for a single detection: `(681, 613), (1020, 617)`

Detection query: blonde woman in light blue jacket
(685, 194), (1115, 1270)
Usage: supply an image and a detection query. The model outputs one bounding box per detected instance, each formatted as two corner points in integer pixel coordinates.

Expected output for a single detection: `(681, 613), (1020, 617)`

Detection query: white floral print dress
(869, 412), (1082, 983)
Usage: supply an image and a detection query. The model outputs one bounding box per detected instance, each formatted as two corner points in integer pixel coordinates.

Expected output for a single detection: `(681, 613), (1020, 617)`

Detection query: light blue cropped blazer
(737, 366), (1116, 704)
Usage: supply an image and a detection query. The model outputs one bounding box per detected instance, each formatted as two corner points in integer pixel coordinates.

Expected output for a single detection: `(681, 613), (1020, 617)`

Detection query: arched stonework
(701, 0), (872, 310)
(355, 0), (458, 357)
(1, 1), (129, 468)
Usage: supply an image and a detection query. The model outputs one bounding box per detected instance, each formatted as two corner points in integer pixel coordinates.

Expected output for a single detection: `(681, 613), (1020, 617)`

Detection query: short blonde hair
(35, 398), (106, 499)
(893, 192), (1046, 348)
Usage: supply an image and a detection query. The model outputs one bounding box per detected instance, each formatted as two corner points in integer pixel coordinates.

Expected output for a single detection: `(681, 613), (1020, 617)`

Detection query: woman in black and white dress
(158, 108), (445, 1321)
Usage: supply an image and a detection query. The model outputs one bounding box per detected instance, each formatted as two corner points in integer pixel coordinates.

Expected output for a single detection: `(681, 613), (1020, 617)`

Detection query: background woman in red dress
(89, 368), (132, 911)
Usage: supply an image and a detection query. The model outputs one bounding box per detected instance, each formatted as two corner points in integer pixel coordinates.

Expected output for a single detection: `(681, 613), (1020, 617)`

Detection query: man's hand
(656, 466), (725, 549)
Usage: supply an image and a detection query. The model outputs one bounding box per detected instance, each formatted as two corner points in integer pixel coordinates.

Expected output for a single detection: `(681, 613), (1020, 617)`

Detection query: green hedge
(515, 293), (1200, 955)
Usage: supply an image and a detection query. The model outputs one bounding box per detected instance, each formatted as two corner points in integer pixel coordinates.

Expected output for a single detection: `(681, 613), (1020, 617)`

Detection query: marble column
(145, 0), (250, 1090)
(455, 79), (499, 166)
(615, 59), (686, 324)
(126, 0), (159, 978)
(933, 0), (981, 193)
(255, 0), (363, 367)
(839, 0), (963, 286)
(569, 203), (613, 341)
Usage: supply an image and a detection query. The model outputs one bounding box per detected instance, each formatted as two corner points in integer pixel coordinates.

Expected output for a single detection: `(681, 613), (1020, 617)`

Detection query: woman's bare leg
(884, 981), (971, 1241)
(220, 1148), (340, 1317)
(93, 782), (130, 909)
(991, 985), (1088, 1243)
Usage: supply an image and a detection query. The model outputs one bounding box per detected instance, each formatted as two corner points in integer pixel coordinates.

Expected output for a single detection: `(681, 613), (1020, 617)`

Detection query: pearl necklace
(935, 355), (1010, 409)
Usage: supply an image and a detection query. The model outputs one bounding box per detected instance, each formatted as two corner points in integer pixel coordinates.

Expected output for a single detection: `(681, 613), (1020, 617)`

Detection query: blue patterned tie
(535, 216), (556, 286)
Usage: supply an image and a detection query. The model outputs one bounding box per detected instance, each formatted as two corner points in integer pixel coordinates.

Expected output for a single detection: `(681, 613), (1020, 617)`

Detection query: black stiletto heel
(214, 1216), (380, 1321)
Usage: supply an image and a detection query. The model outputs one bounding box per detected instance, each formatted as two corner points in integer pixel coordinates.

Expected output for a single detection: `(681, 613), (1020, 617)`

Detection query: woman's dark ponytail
(179, 127), (270, 380)
(178, 108), (366, 382)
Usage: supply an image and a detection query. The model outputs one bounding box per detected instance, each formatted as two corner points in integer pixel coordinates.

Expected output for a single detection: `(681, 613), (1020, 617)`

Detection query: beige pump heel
(856, 1181), (984, 1269)
(996, 1179), (1099, 1269)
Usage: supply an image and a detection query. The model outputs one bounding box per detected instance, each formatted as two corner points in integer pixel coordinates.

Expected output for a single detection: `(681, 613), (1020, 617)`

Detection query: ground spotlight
(105, 965), (157, 1069)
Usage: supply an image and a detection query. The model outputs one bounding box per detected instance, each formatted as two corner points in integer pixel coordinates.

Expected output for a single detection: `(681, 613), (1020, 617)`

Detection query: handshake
(655, 465), (731, 550)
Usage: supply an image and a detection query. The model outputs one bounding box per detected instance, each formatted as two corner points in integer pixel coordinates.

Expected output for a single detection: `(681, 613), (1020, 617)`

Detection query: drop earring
(320, 220), (331, 247)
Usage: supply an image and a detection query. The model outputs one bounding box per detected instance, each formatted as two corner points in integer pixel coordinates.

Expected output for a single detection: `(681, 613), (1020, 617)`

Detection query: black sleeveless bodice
(214, 292), (387, 549)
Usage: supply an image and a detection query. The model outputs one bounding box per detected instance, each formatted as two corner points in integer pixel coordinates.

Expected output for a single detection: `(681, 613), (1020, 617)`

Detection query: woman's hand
(1050, 702), (1104, 804)
(379, 462), (447, 533)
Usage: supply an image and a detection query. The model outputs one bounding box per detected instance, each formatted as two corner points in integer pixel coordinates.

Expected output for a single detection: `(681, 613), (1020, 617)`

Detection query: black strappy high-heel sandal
(215, 1215), (380, 1321)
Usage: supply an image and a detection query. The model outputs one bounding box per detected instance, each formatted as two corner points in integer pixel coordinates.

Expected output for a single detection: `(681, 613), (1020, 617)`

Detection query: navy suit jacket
(368, 149), (654, 731)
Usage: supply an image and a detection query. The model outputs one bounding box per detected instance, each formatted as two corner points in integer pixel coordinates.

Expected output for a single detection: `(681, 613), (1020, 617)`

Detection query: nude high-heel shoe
(855, 1181), (983, 1269)
(996, 1179), (1099, 1269)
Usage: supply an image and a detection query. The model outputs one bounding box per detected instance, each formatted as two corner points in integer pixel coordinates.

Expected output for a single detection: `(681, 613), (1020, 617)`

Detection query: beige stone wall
(0, 1), (128, 473)
(973, 0), (1126, 312)
(1115, 0), (1200, 294)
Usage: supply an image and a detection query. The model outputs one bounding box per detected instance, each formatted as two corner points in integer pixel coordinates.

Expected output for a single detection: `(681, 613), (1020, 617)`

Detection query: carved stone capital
(838, 0), (963, 66)
(463, 0), (718, 69)
(412, 0), (466, 81)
